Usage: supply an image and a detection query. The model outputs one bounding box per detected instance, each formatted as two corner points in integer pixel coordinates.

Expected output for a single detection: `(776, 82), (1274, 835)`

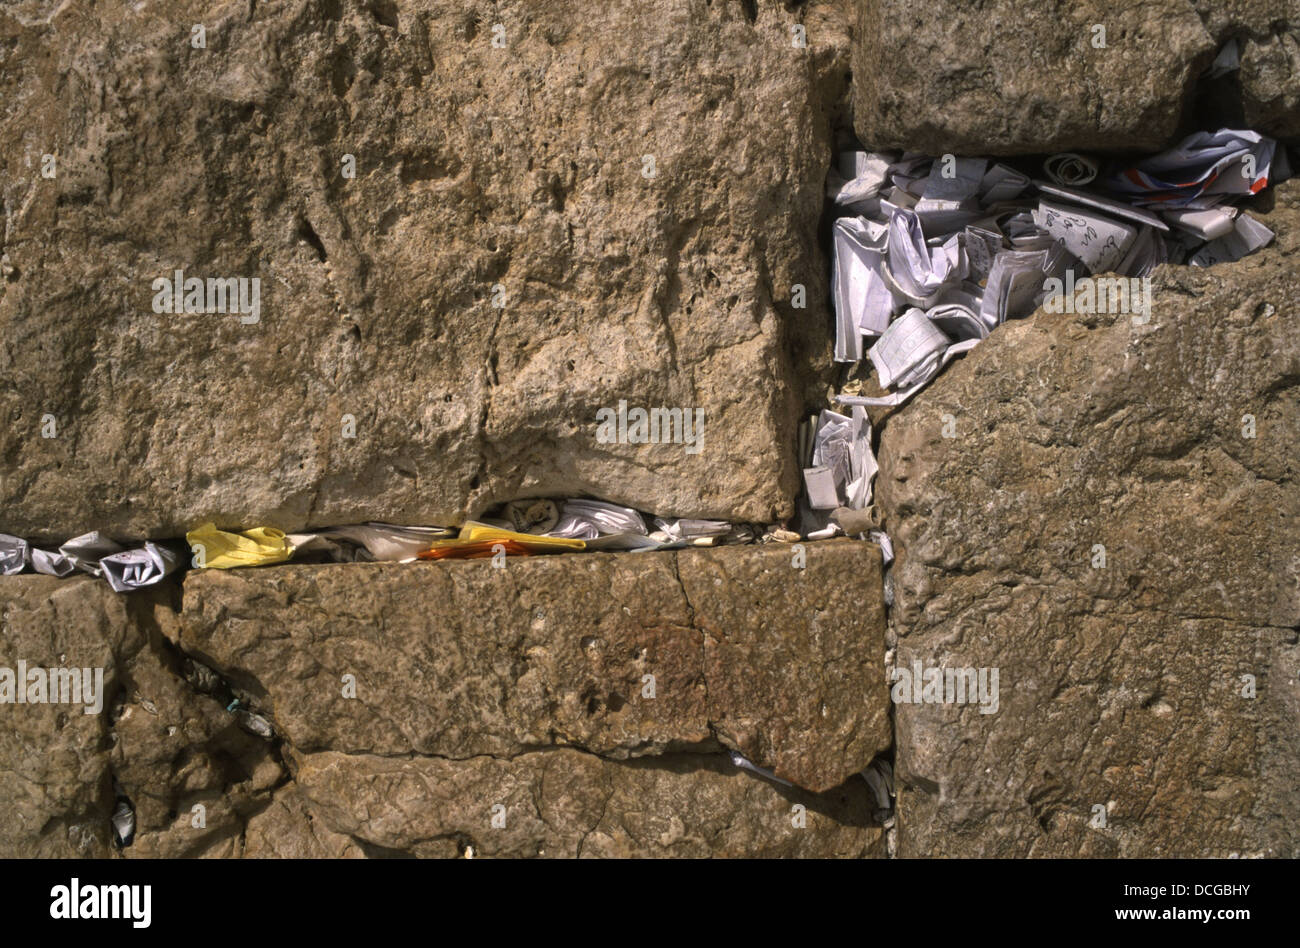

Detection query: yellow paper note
(418, 522), (585, 557)
(185, 523), (295, 569)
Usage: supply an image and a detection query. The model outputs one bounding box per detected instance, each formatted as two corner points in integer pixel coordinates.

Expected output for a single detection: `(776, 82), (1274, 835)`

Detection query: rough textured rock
(177, 541), (890, 792)
(0, 0), (850, 540)
(289, 747), (884, 857)
(877, 181), (1300, 856)
(3, 538), (888, 858)
(111, 596), (287, 859)
(851, 0), (1300, 155)
(0, 577), (135, 857)
(1240, 24), (1300, 139)
(0, 575), (298, 858)
(241, 784), (363, 858)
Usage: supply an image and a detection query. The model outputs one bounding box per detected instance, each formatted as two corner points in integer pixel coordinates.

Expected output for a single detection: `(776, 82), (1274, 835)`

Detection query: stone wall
(878, 180), (1300, 856)
(2, 0), (1299, 859)
(2, 542), (888, 857)
(0, 0), (850, 538)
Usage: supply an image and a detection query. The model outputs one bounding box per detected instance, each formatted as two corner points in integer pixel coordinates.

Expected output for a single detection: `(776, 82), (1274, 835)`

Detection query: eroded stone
(0, 0), (851, 539)
(176, 541), (890, 791)
(877, 181), (1300, 857)
(289, 746), (884, 858)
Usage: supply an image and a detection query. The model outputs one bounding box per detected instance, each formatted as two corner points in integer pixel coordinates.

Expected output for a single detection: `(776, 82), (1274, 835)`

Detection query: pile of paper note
(0, 531), (183, 591)
(0, 500), (773, 588)
(825, 129), (1285, 406)
(809, 128), (1287, 548)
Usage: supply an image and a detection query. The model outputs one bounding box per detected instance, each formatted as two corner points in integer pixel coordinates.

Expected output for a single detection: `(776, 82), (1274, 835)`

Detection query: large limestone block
(0, 0), (845, 539)
(876, 183), (1300, 856)
(290, 747), (884, 857)
(177, 541), (890, 791)
(852, 0), (1300, 155)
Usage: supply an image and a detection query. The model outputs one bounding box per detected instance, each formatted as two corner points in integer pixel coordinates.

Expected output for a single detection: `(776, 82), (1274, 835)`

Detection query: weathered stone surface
(0, 577), (134, 857)
(0, 575), (295, 858)
(289, 747), (884, 857)
(851, 0), (1300, 155)
(877, 182), (1300, 856)
(0, 0), (850, 540)
(1240, 25), (1300, 139)
(111, 597), (287, 858)
(177, 541), (890, 792)
(241, 784), (363, 858)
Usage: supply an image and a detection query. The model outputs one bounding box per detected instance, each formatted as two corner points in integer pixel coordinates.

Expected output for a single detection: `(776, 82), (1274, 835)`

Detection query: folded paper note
(1033, 200), (1136, 273)
(549, 500), (648, 540)
(60, 532), (126, 577)
(1108, 128), (1275, 209)
(869, 307), (951, 389)
(832, 217), (894, 360)
(286, 523), (456, 562)
(1189, 214), (1275, 267)
(101, 542), (182, 592)
(186, 523), (294, 569)
(1162, 205), (1238, 240)
(503, 499), (560, 535)
(31, 548), (75, 577)
(417, 523), (586, 559)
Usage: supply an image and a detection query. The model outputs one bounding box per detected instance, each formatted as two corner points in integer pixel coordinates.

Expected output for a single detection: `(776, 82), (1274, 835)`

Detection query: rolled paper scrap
(651, 519), (731, 541)
(504, 499), (560, 535)
(111, 800), (135, 844)
(861, 761), (895, 811)
(1043, 152), (1099, 187)
(806, 525), (840, 540)
(832, 505), (883, 535)
(868, 529), (895, 565)
(728, 750), (794, 788)
(236, 710), (275, 738)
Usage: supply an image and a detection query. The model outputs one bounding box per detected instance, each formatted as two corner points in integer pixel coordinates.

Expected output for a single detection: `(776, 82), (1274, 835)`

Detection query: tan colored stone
(177, 541), (889, 791)
(876, 182), (1300, 857)
(851, 0), (1300, 156)
(0, 577), (133, 857)
(0, 575), (294, 858)
(241, 785), (363, 858)
(0, 0), (851, 539)
(290, 747), (884, 858)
